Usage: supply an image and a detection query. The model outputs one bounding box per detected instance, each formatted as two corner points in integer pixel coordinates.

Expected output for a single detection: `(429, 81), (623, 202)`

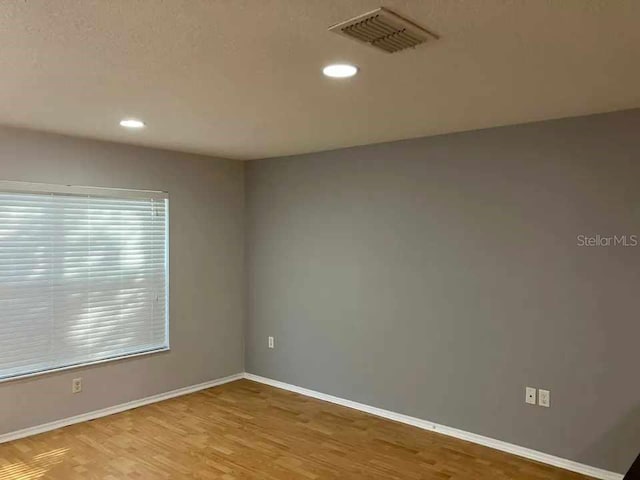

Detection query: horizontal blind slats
(0, 189), (168, 380)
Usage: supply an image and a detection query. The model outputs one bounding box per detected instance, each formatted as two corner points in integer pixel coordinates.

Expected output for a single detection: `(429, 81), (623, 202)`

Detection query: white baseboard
(244, 373), (624, 480)
(0, 372), (244, 445)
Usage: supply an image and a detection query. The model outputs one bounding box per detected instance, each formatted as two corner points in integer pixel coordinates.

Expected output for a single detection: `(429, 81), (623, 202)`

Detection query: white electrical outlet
(538, 389), (550, 407)
(72, 377), (83, 394)
(525, 387), (536, 405)
(268, 336), (275, 349)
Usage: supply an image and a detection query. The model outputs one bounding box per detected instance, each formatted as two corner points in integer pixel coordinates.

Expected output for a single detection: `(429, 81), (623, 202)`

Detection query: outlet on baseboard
(268, 336), (275, 349)
(72, 377), (82, 394)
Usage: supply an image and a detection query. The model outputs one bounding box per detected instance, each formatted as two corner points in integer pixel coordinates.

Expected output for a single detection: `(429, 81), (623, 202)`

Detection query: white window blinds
(0, 182), (168, 381)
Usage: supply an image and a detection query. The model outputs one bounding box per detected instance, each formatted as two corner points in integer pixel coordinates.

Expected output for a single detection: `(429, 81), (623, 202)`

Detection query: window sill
(0, 346), (170, 384)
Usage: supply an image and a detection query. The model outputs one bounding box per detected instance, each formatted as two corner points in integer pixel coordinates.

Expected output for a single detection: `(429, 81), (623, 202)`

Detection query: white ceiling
(1, 0), (639, 160)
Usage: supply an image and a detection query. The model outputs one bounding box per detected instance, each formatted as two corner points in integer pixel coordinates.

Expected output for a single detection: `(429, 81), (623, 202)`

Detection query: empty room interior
(1, 1), (639, 479)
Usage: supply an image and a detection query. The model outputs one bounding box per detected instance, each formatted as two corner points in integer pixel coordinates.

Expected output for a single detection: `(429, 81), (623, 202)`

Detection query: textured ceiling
(1, 0), (639, 160)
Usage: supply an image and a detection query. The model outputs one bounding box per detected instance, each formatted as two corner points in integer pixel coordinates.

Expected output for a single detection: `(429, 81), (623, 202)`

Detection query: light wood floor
(0, 379), (592, 480)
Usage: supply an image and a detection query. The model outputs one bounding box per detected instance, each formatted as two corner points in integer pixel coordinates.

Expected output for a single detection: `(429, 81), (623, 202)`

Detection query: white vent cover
(329, 7), (438, 53)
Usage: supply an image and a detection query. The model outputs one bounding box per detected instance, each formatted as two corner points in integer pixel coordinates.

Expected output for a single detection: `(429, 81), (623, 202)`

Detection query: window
(0, 181), (169, 381)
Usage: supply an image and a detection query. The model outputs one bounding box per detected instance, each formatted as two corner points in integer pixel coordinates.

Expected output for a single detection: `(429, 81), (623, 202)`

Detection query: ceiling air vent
(328, 7), (438, 53)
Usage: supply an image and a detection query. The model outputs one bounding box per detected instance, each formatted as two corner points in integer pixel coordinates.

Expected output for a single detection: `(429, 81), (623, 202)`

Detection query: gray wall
(0, 126), (245, 434)
(2, 110), (638, 474)
(245, 109), (640, 474)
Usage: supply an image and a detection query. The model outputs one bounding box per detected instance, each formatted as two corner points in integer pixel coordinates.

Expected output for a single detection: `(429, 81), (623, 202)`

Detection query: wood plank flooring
(0, 379), (593, 479)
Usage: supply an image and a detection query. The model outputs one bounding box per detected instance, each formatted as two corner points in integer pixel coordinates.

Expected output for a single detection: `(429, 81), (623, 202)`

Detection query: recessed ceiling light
(322, 64), (358, 78)
(119, 119), (145, 129)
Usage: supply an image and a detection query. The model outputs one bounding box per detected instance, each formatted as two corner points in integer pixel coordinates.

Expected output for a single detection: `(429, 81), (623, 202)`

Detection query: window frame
(0, 180), (170, 383)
